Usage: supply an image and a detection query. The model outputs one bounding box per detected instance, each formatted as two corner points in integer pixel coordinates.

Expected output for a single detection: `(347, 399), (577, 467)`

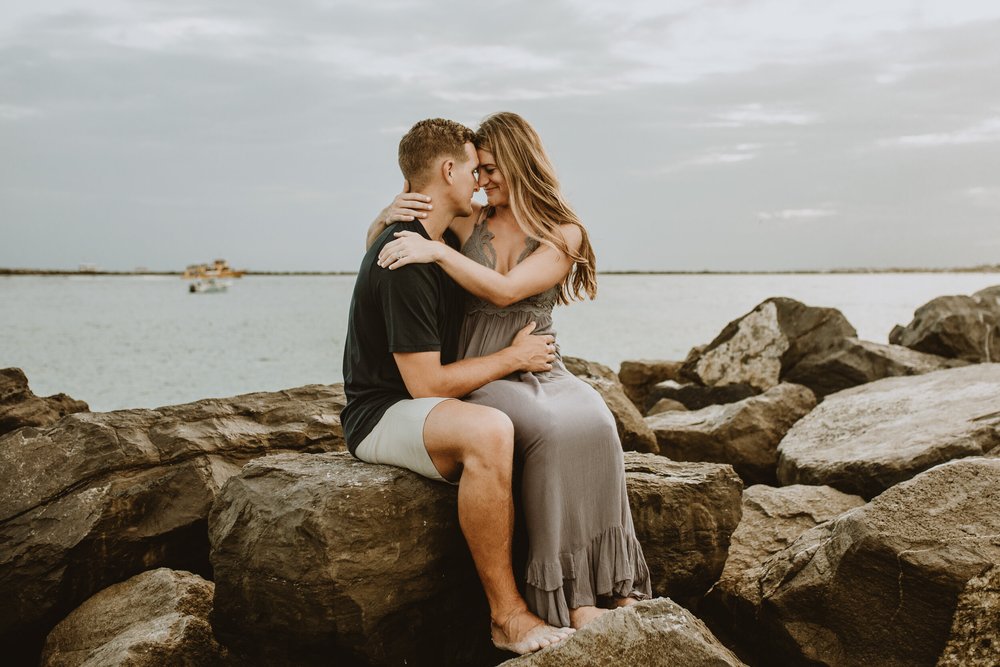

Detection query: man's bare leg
(423, 400), (574, 654)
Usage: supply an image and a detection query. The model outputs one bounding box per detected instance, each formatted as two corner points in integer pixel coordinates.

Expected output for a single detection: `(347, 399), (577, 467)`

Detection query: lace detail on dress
(461, 216), (560, 318)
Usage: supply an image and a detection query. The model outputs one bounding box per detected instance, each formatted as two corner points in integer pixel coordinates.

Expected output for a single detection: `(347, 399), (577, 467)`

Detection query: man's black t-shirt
(340, 221), (463, 454)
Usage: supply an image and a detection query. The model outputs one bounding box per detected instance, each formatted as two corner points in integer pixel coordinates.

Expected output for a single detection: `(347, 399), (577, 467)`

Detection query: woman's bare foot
(569, 605), (609, 629)
(491, 608), (574, 655)
(612, 596), (640, 608)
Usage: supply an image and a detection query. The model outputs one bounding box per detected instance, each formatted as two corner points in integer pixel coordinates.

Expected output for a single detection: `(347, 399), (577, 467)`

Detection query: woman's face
(476, 149), (509, 207)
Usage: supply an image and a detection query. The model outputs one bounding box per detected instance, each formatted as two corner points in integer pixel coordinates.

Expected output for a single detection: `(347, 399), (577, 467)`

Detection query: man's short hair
(398, 118), (475, 189)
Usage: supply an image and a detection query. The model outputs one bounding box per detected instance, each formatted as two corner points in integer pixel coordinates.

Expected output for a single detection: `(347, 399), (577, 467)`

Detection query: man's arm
(394, 322), (554, 398)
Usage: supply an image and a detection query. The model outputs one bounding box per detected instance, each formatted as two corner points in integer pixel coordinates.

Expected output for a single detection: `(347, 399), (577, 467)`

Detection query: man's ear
(441, 158), (455, 184)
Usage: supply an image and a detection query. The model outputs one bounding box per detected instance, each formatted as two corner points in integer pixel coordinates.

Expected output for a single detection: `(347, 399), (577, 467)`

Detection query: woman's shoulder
(552, 221), (583, 254)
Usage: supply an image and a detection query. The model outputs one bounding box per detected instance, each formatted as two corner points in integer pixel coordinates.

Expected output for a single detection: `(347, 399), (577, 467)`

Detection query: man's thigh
(423, 399), (514, 483)
(355, 397), (455, 483)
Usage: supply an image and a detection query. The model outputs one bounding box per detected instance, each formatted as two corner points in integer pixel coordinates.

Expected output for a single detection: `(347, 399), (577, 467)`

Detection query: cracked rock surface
(756, 457), (1000, 667)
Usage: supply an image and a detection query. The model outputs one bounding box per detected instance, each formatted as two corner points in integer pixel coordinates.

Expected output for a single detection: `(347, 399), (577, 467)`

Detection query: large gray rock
(974, 284), (1000, 307)
(499, 598), (746, 666)
(40, 568), (226, 666)
(0, 367), (88, 437)
(937, 564), (1000, 667)
(0, 384), (345, 667)
(889, 293), (1000, 363)
(647, 384), (816, 485)
(757, 457), (1000, 667)
(618, 359), (684, 411)
(624, 453), (743, 604)
(681, 298), (857, 392)
(563, 356), (658, 453)
(208, 451), (496, 667)
(784, 337), (967, 399)
(777, 364), (1000, 499)
(702, 485), (866, 663)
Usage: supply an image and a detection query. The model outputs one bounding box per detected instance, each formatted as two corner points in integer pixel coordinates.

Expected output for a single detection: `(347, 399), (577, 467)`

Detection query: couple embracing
(340, 113), (651, 656)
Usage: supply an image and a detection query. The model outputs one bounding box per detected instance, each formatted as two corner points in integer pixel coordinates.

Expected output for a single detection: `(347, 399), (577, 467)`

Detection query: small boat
(189, 278), (230, 294)
(183, 258), (244, 293)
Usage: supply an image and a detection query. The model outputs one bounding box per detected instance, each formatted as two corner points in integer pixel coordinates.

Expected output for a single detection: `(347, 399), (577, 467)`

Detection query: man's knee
(461, 408), (514, 471)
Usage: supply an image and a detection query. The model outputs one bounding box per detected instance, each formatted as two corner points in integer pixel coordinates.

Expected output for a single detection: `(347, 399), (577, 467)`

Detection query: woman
(370, 112), (650, 629)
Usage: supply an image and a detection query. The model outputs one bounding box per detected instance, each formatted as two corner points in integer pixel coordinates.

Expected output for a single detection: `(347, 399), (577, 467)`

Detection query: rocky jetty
(756, 457), (1000, 667)
(0, 383), (345, 665)
(498, 598), (746, 666)
(0, 367), (88, 437)
(646, 383), (816, 485)
(40, 568), (227, 666)
(777, 363), (1000, 498)
(6, 283), (1000, 666)
(890, 290), (1000, 362)
(563, 356), (658, 453)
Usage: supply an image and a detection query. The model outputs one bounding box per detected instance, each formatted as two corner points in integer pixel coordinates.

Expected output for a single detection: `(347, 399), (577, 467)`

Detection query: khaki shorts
(355, 397), (458, 485)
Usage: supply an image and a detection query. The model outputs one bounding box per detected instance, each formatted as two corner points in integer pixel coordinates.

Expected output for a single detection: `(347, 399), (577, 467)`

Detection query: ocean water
(1, 273), (997, 412)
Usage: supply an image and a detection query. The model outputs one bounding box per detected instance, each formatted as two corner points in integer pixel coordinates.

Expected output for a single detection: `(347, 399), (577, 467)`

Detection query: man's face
(454, 142), (479, 216)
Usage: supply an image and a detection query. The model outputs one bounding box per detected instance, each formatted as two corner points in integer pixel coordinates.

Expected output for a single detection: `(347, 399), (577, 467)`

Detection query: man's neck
(416, 188), (455, 240)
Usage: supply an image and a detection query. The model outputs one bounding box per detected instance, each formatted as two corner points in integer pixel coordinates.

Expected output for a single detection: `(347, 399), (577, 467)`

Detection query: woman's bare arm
(379, 224), (583, 307)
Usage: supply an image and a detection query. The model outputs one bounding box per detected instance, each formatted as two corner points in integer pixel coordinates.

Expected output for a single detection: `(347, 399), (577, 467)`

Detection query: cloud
(880, 116), (1000, 147)
(963, 185), (1000, 208)
(757, 206), (838, 221)
(0, 103), (39, 120)
(696, 103), (819, 128)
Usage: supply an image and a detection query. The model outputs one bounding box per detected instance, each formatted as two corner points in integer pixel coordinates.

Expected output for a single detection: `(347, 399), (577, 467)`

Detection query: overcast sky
(2, 0), (999, 271)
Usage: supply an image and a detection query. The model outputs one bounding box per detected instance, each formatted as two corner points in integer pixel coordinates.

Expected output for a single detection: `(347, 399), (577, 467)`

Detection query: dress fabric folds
(458, 215), (651, 627)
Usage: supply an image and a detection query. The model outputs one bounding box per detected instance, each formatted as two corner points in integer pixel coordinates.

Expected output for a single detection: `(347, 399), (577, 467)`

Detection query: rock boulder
(624, 453), (743, 604)
(645, 381), (758, 412)
(777, 363), (1000, 499)
(40, 568), (226, 666)
(757, 457), (1000, 667)
(646, 384), (816, 485)
(783, 337), (966, 399)
(0, 367), (88, 437)
(207, 451), (743, 665)
(617, 359), (684, 411)
(889, 294), (1000, 363)
(702, 485), (866, 662)
(681, 298), (857, 392)
(499, 598), (746, 666)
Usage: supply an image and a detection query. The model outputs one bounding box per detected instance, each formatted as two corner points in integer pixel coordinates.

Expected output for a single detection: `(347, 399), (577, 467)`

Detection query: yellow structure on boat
(182, 259), (246, 280)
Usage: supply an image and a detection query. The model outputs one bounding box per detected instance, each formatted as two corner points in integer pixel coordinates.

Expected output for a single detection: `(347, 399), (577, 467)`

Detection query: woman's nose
(477, 170), (488, 186)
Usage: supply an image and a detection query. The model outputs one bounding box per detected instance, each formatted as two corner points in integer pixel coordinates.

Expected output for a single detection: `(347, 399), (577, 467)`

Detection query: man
(340, 118), (574, 655)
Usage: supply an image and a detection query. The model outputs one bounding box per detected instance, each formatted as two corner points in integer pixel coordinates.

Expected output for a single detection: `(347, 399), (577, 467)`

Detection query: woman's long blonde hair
(474, 112), (597, 304)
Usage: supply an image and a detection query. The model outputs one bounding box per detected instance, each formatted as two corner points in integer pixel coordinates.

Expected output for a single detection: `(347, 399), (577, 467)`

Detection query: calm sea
(2, 273), (997, 412)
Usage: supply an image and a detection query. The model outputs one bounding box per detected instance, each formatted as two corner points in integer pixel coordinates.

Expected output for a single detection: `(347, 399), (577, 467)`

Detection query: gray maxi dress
(458, 215), (651, 628)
